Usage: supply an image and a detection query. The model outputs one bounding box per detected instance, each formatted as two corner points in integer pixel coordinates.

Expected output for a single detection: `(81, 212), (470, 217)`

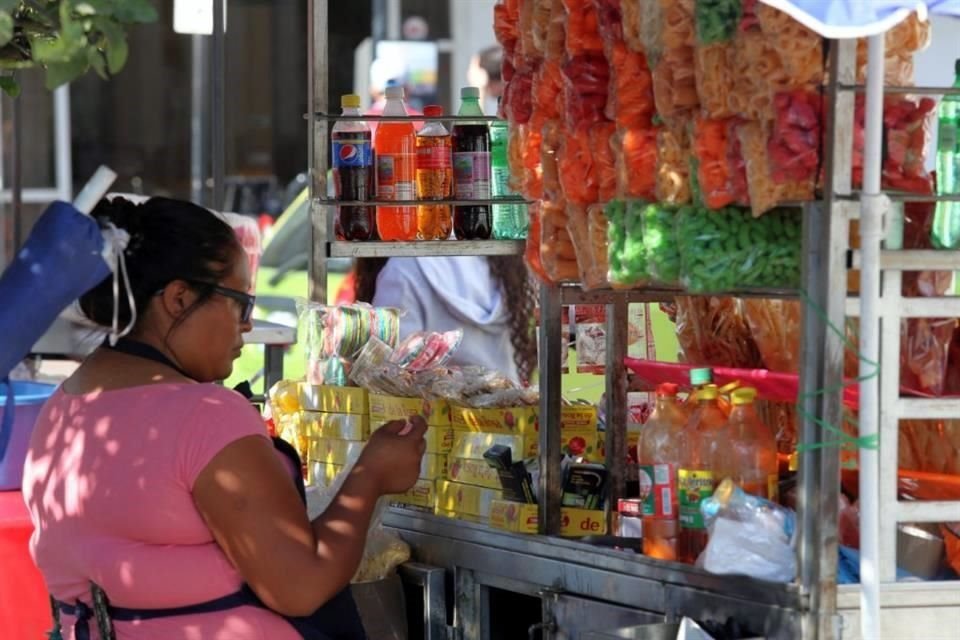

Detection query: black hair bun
(92, 197), (146, 253)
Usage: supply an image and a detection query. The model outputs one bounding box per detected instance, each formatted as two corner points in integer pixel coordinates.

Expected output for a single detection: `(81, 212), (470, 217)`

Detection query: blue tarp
(0, 201), (110, 460)
(759, 0), (960, 38)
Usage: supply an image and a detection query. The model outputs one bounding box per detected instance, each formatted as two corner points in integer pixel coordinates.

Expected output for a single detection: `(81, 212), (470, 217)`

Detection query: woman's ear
(159, 280), (193, 319)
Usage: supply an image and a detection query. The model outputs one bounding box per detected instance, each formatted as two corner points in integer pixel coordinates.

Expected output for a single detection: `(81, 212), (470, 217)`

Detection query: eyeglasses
(182, 280), (256, 323)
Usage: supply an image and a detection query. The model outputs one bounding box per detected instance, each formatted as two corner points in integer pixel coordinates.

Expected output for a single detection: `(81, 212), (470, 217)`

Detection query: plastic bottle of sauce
(714, 387), (779, 501)
(677, 384), (727, 564)
(637, 383), (687, 561)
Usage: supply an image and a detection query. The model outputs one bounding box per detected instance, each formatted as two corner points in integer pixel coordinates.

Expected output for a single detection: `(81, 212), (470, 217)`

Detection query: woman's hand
(356, 416), (428, 495)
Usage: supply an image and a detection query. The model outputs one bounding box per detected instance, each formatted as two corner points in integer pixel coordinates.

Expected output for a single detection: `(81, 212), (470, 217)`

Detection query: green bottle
(931, 59), (960, 249)
(490, 106), (528, 240)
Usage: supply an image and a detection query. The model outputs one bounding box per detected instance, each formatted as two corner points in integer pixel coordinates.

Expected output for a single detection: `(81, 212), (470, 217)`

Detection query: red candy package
(769, 89), (822, 185)
(562, 54), (610, 130)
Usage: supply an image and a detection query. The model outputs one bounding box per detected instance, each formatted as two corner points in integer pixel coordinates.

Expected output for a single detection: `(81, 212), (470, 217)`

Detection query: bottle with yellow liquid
(713, 387), (779, 502)
(677, 384), (727, 564)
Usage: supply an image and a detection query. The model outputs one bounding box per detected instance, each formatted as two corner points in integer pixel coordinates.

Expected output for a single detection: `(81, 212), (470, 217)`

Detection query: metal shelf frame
(307, 4), (960, 637)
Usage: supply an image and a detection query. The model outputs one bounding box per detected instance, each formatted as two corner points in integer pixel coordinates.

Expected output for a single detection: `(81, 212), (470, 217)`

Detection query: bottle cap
(461, 86), (480, 99)
(385, 86), (404, 100)
(341, 94), (361, 109)
(689, 368), (713, 386)
(697, 384), (719, 401)
(656, 383), (679, 397)
(423, 105), (443, 117)
(731, 387), (758, 406)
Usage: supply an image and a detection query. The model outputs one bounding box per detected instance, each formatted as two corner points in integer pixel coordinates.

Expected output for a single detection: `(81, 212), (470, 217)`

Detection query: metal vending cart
(306, 1), (960, 638)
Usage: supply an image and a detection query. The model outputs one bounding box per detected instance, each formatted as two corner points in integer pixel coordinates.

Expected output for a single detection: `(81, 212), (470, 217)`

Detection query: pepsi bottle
(332, 94), (375, 240)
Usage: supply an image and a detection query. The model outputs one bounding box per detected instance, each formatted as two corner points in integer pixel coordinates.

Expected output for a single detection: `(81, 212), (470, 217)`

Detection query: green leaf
(0, 74), (19, 98)
(0, 12), (12, 48)
(94, 17), (126, 73)
(44, 54), (88, 89)
(87, 46), (106, 79)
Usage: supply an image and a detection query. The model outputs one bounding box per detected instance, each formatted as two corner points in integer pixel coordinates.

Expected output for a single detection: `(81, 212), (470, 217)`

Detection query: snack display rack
(305, 2), (960, 638)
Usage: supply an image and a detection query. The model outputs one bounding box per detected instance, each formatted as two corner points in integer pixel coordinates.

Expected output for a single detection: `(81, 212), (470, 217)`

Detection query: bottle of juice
(415, 105), (453, 240)
(375, 85), (417, 241)
(637, 383), (687, 561)
(452, 86), (492, 240)
(677, 384), (727, 564)
(714, 387), (779, 501)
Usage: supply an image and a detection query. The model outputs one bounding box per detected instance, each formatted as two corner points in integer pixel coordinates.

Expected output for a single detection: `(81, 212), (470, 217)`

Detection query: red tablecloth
(0, 490), (52, 639)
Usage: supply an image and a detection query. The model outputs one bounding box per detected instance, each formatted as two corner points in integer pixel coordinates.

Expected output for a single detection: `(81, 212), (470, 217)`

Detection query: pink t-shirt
(22, 383), (300, 640)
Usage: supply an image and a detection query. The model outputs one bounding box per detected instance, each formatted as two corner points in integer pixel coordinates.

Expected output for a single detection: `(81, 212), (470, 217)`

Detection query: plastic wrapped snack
(521, 116), (545, 200)
(592, 0), (623, 42)
(677, 206), (802, 293)
(494, 0), (521, 56)
(569, 203), (609, 290)
(533, 59), (565, 121)
(641, 203), (682, 286)
(901, 318), (958, 397)
(503, 68), (535, 125)
(606, 199), (648, 288)
(674, 296), (763, 367)
(605, 40), (655, 129)
(656, 121), (692, 204)
(856, 12), (931, 86)
(741, 299), (802, 374)
(541, 199), (580, 282)
(519, 0), (540, 60)
(562, 0), (605, 56)
(588, 203), (610, 284)
(739, 121), (785, 217)
(727, 119), (750, 206)
(591, 121), (618, 203)
(646, 0), (698, 118)
(756, 4), (824, 86)
(299, 301), (401, 386)
(769, 90), (821, 191)
(621, 0), (644, 53)
(693, 117), (737, 210)
(694, 42), (734, 119)
(545, 0), (568, 61)
(562, 54), (610, 130)
(541, 119), (564, 201)
(614, 127), (658, 201)
(695, 0), (742, 44)
(729, 30), (788, 121)
(531, 0), (553, 54)
(882, 97), (935, 193)
(558, 126), (599, 206)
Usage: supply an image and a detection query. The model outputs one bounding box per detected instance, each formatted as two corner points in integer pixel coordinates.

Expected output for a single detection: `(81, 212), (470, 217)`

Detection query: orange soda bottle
(713, 387), (779, 501)
(677, 384), (727, 564)
(415, 105), (453, 239)
(375, 85), (417, 240)
(638, 383), (688, 561)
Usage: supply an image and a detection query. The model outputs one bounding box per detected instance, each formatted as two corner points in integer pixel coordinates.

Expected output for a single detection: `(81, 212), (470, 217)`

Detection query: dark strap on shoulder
(105, 338), (194, 380)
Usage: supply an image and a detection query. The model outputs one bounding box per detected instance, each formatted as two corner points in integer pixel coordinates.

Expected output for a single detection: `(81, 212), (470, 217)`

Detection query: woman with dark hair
(22, 197), (425, 639)
(353, 255), (537, 384)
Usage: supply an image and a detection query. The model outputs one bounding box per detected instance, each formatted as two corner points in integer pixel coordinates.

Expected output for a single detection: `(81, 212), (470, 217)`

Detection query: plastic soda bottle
(677, 384), (727, 564)
(375, 85), (417, 241)
(713, 387), (779, 501)
(637, 383), (687, 561)
(452, 87), (492, 240)
(416, 105), (453, 240)
(932, 59), (960, 250)
(490, 113), (527, 239)
(331, 94), (374, 240)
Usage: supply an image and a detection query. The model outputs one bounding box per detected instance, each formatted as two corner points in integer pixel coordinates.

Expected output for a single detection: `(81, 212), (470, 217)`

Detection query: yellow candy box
(489, 500), (607, 536)
(368, 394), (451, 427)
(436, 480), (501, 519)
(298, 384), (368, 414)
(302, 412), (370, 441)
(446, 457), (502, 490)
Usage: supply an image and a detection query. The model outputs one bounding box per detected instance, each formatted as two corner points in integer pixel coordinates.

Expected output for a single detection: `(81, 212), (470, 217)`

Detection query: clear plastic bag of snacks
(741, 299), (801, 373)
(569, 203), (609, 290)
(561, 0), (604, 56)
(591, 121), (618, 203)
(695, 0), (742, 44)
(656, 121), (692, 204)
(678, 206), (802, 293)
(614, 127), (658, 201)
(605, 40), (655, 129)
(694, 42), (734, 119)
(693, 117), (738, 210)
(640, 203), (682, 286)
(562, 54), (610, 130)
(674, 296), (762, 367)
(541, 200), (580, 282)
(606, 199), (648, 288)
(558, 125), (599, 205)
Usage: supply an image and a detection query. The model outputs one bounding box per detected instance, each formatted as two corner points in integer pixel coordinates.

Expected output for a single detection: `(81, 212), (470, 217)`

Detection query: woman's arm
(192, 418), (426, 617)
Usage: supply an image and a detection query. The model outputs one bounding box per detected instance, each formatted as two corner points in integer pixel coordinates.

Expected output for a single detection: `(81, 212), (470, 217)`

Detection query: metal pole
(857, 32), (886, 640)
(191, 34), (208, 205)
(538, 284), (563, 535)
(211, 0), (226, 210)
(53, 86), (73, 201)
(308, 0), (330, 303)
(798, 38), (855, 640)
(604, 296), (629, 531)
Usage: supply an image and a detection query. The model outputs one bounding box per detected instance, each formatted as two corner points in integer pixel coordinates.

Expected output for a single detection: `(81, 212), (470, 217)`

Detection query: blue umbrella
(0, 168), (117, 463)
(759, 0), (960, 37)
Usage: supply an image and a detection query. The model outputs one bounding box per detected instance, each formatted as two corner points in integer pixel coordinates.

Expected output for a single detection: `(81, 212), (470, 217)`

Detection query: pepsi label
(332, 133), (372, 168)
